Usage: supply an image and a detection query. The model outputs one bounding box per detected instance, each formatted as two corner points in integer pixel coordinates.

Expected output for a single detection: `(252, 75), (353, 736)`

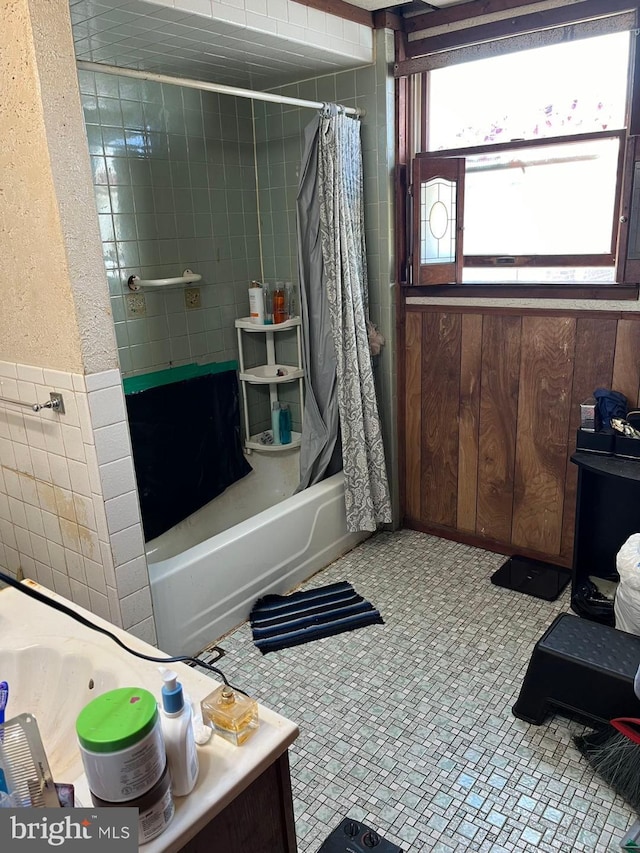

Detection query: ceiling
(69, 0), (463, 90)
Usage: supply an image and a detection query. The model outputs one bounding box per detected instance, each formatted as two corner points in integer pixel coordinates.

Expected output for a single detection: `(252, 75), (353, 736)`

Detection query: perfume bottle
(200, 685), (259, 746)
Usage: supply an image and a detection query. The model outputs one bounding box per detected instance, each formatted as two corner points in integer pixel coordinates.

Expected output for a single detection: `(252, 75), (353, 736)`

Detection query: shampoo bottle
(159, 670), (199, 797)
(279, 404), (292, 445)
(272, 284), (286, 324)
(271, 402), (281, 444)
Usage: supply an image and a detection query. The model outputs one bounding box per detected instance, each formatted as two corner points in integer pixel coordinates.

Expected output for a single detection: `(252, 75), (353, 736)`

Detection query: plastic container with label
(90, 762), (175, 845)
(76, 687), (165, 803)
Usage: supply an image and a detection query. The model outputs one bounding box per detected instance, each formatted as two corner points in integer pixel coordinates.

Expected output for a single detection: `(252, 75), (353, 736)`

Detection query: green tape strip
(123, 360), (238, 395)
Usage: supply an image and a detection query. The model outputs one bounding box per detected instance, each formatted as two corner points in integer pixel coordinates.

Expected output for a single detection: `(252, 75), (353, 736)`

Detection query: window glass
(463, 137), (621, 256)
(427, 32), (630, 151)
(462, 267), (615, 284)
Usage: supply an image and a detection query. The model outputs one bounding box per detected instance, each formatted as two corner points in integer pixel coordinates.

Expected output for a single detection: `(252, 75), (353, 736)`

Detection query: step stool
(512, 613), (640, 725)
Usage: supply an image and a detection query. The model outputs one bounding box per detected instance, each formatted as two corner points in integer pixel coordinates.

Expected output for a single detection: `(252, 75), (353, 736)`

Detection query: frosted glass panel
(420, 178), (456, 264)
(463, 137), (619, 255)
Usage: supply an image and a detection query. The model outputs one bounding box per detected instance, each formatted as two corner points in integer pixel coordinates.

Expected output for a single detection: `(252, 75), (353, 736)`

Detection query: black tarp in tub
(126, 369), (252, 542)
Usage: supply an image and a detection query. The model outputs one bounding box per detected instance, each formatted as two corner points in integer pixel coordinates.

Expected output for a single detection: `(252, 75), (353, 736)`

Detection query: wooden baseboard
(402, 519), (573, 570)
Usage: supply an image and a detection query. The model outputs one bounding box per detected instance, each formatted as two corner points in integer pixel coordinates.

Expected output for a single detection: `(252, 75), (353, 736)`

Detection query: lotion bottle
(159, 669), (199, 796)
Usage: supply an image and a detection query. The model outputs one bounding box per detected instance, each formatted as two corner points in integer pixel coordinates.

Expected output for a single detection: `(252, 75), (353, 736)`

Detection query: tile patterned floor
(203, 530), (636, 852)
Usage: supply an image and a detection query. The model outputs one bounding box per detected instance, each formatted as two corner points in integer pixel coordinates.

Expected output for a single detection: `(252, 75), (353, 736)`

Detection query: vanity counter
(0, 581), (299, 852)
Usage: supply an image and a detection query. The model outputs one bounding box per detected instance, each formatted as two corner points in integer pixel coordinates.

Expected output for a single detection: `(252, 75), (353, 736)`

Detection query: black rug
(491, 554), (571, 602)
(249, 581), (384, 654)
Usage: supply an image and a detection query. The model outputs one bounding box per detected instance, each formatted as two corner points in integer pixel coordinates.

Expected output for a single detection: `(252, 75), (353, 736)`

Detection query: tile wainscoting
(0, 362), (155, 645)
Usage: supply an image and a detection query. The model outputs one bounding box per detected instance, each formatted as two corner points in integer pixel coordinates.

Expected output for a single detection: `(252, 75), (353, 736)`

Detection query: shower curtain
(297, 105), (392, 533)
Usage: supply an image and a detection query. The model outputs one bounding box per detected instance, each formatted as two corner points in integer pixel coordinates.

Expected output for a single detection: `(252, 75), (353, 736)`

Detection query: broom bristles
(574, 727), (640, 814)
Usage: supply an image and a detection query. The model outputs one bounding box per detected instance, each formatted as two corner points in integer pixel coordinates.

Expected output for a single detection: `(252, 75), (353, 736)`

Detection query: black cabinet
(570, 451), (640, 619)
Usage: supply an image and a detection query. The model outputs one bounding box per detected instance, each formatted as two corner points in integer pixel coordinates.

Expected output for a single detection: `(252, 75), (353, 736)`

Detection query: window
(406, 23), (637, 288)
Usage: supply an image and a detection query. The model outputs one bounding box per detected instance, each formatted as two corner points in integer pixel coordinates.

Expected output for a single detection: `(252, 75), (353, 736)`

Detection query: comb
(0, 713), (59, 807)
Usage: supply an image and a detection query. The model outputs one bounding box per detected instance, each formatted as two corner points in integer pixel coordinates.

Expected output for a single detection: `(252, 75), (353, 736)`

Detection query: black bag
(571, 579), (615, 626)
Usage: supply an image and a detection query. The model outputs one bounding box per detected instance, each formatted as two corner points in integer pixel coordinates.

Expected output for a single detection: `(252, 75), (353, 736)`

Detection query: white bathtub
(147, 451), (368, 656)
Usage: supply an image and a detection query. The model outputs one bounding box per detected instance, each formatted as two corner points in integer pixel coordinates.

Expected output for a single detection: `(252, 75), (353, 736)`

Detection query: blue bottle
(279, 404), (292, 444)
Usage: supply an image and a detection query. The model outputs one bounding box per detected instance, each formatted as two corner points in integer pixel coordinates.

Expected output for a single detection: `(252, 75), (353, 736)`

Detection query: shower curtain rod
(75, 61), (362, 116)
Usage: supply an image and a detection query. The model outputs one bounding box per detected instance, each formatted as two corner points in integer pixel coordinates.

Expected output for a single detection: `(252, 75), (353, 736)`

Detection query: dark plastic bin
(512, 613), (640, 725)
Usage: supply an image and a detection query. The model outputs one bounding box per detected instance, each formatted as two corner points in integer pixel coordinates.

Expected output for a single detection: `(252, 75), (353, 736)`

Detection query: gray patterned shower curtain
(296, 105), (392, 533)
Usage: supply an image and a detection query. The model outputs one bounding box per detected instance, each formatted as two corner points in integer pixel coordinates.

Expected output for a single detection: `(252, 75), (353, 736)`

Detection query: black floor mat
(250, 581), (383, 654)
(491, 554), (571, 601)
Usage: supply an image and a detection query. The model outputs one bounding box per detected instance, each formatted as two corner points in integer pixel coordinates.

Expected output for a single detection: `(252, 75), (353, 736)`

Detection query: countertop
(0, 580), (299, 852)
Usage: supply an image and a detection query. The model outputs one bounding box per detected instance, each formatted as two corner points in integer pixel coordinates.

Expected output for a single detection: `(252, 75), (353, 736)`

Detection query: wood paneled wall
(403, 307), (640, 566)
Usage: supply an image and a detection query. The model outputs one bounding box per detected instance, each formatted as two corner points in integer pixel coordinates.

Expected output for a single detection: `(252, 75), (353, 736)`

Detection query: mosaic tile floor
(206, 530), (636, 852)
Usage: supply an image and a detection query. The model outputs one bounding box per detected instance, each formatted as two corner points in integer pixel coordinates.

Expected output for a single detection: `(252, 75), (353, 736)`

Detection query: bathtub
(147, 450), (368, 656)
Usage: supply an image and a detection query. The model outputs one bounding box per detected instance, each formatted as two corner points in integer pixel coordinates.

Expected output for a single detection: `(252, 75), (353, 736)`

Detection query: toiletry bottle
(285, 282), (294, 319)
(200, 685), (259, 746)
(263, 282), (273, 325)
(273, 285), (286, 324)
(271, 402), (281, 444)
(279, 404), (292, 445)
(159, 670), (199, 796)
(248, 281), (265, 324)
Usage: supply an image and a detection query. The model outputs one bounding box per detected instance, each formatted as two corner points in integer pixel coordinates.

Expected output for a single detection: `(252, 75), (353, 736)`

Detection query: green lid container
(76, 688), (159, 753)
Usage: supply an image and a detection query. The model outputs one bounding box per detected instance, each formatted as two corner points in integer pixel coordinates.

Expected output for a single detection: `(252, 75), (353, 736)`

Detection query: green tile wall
(79, 30), (398, 519)
(79, 69), (263, 380)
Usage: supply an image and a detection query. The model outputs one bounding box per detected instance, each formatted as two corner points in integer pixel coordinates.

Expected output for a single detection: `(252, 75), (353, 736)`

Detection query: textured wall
(0, 0), (83, 372)
(28, 0), (118, 375)
(0, 0), (117, 375)
(0, 1), (152, 644)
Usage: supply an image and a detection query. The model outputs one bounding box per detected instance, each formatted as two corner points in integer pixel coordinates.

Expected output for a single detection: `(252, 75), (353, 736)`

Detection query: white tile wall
(0, 361), (156, 646)
(70, 0), (373, 88)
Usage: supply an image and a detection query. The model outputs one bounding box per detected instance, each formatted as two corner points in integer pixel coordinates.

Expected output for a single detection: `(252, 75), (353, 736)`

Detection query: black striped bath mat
(249, 581), (384, 654)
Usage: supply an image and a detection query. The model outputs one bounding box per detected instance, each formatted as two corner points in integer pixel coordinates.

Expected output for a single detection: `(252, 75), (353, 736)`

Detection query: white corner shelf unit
(235, 316), (304, 453)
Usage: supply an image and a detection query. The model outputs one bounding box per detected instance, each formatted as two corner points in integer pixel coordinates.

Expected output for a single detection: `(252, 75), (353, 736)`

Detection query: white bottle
(248, 281), (265, 324)
(271, 401), (281, 444)
(159, 669), (199, 797)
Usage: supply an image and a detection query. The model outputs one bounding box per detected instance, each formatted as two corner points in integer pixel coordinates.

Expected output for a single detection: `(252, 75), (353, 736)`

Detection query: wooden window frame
(396, 4), (640, 298)
(412, 155), (464, 285)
